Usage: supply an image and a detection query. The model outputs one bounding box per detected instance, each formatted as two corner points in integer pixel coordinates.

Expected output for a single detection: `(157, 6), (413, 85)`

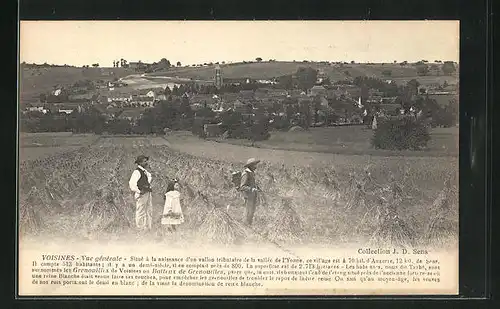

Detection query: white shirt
(129, 165), (152, 196)
(163, 190), (181, 214)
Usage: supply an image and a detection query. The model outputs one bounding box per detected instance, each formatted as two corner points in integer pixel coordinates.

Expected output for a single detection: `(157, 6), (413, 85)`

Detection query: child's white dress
(161, 190), (185, 225)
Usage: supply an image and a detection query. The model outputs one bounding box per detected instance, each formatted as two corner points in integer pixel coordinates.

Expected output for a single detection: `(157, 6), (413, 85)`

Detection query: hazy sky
(20, 21), (459, 67)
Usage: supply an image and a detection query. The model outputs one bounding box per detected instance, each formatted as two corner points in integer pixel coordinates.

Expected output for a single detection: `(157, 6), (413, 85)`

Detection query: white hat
(244, 158), (261, 167)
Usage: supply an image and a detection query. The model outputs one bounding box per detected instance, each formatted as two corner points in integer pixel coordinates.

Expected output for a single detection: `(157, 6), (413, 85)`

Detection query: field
(208, 126), (459, 158)
(19, 133), (458, 253)
(148, 61), (457, 84)
(390, 75), (458, 86)
(19, 133), (100, 161)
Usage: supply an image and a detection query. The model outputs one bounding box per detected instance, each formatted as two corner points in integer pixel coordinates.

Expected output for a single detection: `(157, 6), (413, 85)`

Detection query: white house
(108, 93), (133, 103)
(133, 96), (155, 107)
(310, 85), (327, 97)
(27, 106), (48, 114)
(156, 94), (167, 101)
(257, 79), (276, 85)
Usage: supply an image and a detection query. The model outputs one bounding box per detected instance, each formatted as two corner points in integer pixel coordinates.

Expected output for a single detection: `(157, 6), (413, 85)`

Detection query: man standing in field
(129, 155), (153, 232)
(238, 158), (260, 226)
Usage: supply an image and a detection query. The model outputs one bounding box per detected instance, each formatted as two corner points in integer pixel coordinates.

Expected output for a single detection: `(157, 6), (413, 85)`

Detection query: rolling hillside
(19, 62), (458, 105)
(19, 67), (134, 104)
(147, 61), (452, 82)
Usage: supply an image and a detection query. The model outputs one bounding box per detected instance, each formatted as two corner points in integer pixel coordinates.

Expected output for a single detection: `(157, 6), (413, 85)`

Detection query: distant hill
(19, 67), (134, 104)
(147, 61), (456, 83)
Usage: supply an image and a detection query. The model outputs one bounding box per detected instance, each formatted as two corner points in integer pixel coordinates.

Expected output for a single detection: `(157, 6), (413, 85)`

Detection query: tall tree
(442, 61), (456, 75)
(416, 63), (429, 76)
(296, 67), (318, 91)
(278, 75), (294, 89)
(312, 95), (322, 124)
(160, 58), (171, 68)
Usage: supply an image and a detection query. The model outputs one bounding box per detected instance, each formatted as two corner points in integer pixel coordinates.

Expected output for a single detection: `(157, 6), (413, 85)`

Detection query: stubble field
(18, 132), (458, 255)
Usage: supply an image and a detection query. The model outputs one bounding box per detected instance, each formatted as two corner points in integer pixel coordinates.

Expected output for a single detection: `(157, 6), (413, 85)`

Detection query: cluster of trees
(20, 109), (105, 133)
(441, 61), (457, 75)
(193, 109), (270, 142)
(71, 79), (97, 92)
(372, 117), (431, 150)
(164, 81), (261, 97)
(414, 61), (456, 76)
(21, 62), (77, 68)
(113, 59), (128, 68)
(143, 58), (172, 73)
(382, 70), (392, 76)
(277, 67), (319, 90)
(353, 76), (403, 97)
(38, 91), (70, 103)
(415, 61), (429, 76)
(110, 58), (184, 70)
(139, 99), (270, 142)
(19, 97), (193, 134)
(20, 95), (271, 142)
(422, 98), (458, 127)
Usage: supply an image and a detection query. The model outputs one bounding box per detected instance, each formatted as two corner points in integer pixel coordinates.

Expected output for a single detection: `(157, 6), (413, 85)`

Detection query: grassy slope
(148, 62), (324, 80)
(150, 62), (419, 80)
(214, 126), (458, 157)
(19, 67), (135, 104)
(148, 61), (457, 83)
(165, 132), (458, 172)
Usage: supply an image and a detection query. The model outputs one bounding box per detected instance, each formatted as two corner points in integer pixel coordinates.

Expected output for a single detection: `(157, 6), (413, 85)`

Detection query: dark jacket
(137, 168), (152, 192)
(239, 168), (257, 195)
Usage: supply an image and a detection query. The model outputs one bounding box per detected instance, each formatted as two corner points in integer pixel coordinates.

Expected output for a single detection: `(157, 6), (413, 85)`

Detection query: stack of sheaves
(372, 210), (415, 248)
(183, 191), (211, 229)
(197, 207), (248, 245)
(425, 180), (459, 245)
(19, 199), (42, 235)
(266, 197), (304, 244)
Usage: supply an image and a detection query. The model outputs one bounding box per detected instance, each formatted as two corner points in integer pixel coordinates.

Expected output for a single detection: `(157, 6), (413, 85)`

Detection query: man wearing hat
(129, 155), (153, 231)
(238, 158), (261, 226)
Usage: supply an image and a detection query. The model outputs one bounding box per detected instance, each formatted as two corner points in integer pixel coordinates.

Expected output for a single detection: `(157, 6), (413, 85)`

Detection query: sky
(20, 21), (459, 67)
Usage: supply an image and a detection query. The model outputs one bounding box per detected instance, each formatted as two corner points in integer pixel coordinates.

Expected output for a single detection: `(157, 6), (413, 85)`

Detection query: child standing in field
(161, 179), (184, 232)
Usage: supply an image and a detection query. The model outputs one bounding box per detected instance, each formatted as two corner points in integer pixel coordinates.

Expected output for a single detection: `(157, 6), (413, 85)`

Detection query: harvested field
(19, 135), (458, 251)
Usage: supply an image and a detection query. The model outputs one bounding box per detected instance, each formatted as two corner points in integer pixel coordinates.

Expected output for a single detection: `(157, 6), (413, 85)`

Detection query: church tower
(214, 65), (223, 89)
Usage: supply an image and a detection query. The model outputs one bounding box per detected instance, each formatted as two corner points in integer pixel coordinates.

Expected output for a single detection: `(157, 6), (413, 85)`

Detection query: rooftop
(311, 85), (326, 90)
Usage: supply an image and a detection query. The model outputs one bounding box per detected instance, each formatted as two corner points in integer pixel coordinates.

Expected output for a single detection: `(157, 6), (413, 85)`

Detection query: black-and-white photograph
(18, 21), (459, 295)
